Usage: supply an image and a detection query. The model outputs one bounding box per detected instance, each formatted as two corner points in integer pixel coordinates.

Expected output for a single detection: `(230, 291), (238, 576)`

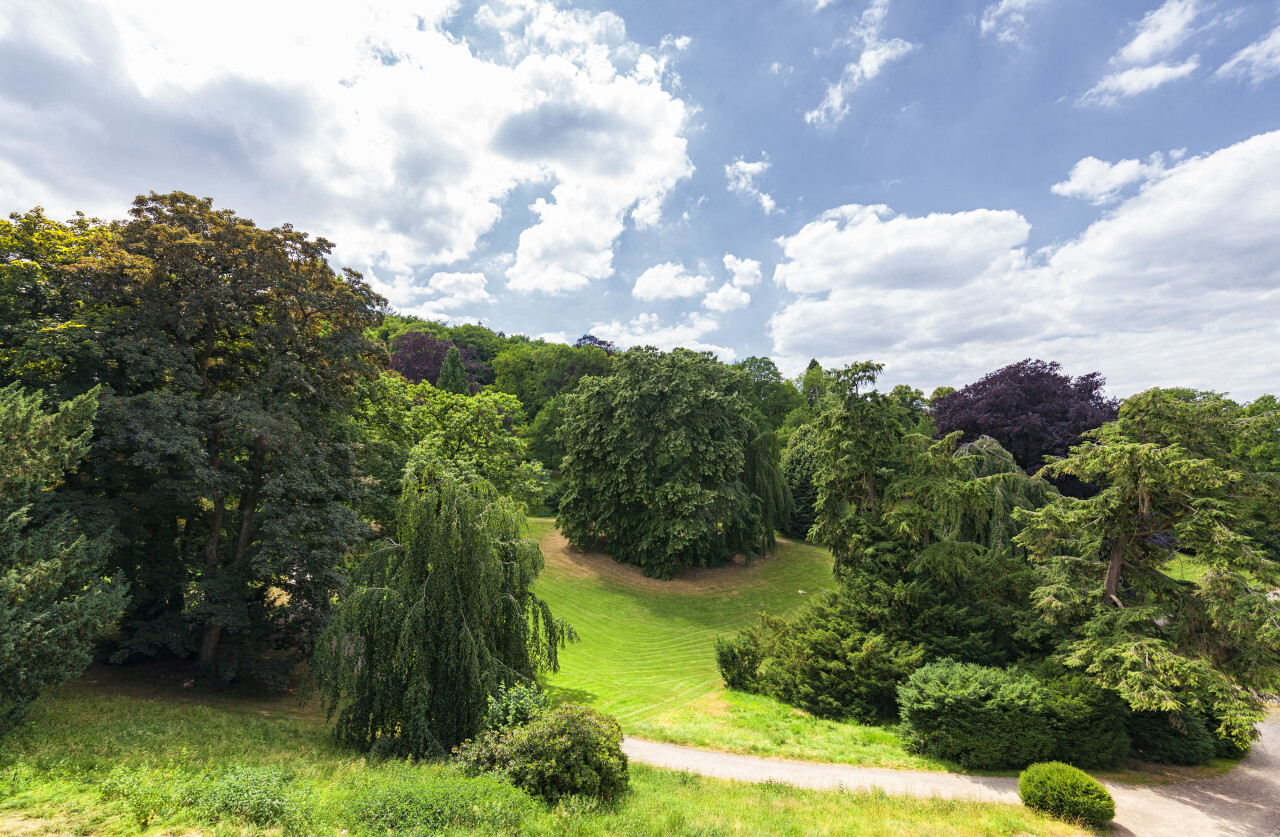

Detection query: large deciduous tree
(1014, 388), (1280, 747)
(557, 347), (790, 579)
(931, 359), (1118, 477)
(0, 384), (127, 735)
(0, 193), (387, 684)
(309, 453), (573, 757)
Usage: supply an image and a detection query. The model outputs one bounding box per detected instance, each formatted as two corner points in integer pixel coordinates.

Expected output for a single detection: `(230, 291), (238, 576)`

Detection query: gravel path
(622, 711), (1280, 837)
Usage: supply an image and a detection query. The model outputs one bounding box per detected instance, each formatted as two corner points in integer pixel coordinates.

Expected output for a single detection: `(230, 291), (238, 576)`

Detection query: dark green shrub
(484, 682), (549, 731)
(1018, 761), (1114, 827)
(1039, 672), (1131, 768)
(715, 632), (763, 691)
(897, 660), (1055, 769)
(344, 766), (535, 834)
(1127, 710), (1217, 765)
(454, 703), (628, 804)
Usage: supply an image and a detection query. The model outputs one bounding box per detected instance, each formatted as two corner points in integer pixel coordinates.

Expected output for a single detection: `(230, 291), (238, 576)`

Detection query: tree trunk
(1105, 535), (1130, 607)
(197, 495), (226, 682)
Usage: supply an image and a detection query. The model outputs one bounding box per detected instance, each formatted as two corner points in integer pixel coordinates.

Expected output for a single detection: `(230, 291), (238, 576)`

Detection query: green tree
(0, 193), (387, 684)
(781, 423), (821, 540)
(558, 347), (789, 579)
(733, 356), (805, 433)
(438, 346), (471, 395)
(1014, 388), (1280, 747)
(0, 384), (127, 735)
(309, 453), (573, 757)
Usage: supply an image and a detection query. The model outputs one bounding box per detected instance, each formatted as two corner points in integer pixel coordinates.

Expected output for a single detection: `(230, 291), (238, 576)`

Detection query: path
(622, 711), (1280, 837)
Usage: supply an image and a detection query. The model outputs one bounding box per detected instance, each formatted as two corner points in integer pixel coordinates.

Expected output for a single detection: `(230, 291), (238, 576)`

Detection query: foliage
(100, 764), (312, 832)
(1035, 668), (1131, 768)
(343, 763), (536, 834)
(931, 359), (1118, 484)
(492, 340), (614, 422)
(715, 632), (765, 691)
(308, 455), (573, 757)
(437, 344), (472, 394)
(1018, 762), (1114, 827)
(0, 384), (127, 736)
(390, 330), (486, 389)
(781, 422), (822, 540)
(733, 355), (806, 433)
(574, 333), (617, 355)
(897, 660), (1058, 769)
(1126, 710), (1218, 765)
(484, 681), (550, 731)
(557, 347), (789, 579)
(454, 703), (629, 804)
(0, 194), (386, 684)
(1014, 387), (1280, 749)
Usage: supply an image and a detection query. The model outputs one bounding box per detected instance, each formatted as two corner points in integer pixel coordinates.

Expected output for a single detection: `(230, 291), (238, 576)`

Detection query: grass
(529, 518), (939, 769)
(0, 684), (1089, 836)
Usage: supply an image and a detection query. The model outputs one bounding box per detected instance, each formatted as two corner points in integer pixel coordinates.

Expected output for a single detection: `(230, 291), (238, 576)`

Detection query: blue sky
(2, 0), (1279, 398)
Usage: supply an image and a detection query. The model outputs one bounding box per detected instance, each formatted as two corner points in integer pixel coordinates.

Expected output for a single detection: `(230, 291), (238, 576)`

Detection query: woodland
(1, 193), (1278, 832)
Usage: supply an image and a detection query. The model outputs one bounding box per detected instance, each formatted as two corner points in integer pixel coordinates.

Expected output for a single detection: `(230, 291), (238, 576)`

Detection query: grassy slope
(530, 518), (942, 770)
(0, 685), (1087, 837)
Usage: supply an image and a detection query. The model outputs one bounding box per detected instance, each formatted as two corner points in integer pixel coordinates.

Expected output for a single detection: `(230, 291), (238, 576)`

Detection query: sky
(2, 0), (1279, 399)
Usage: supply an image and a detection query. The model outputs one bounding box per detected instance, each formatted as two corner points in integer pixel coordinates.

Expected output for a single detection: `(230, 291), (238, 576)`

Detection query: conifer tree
(438, 346), (471, 395)
(309, 452), (573, 756)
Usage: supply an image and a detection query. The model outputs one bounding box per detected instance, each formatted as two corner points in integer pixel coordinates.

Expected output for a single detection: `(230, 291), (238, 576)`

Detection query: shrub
(1205, 708), (1252, 759)
(455, 703), (628, 804)
(1039, 672), (1131, 768)
(715, 632), (764, 691)
(344, 766), (536, 834)
(195, 765), (308, 828)
(1127, 709), (1217, 765)
(897, 660), (1055, 769)
(1018, 761), (1114, 827)
(484, 682), (549, 731)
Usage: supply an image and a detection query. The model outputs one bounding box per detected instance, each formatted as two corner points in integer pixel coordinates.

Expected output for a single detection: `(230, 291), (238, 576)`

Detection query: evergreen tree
(309, 452), (573, 757)
(1014, 388), (1280, 748)
(438, 346), (471, 395)
(0, 384), (127, 736)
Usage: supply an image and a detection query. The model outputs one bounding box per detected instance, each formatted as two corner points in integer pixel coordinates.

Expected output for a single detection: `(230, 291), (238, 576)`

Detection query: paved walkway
(622, 711), (1280, 837)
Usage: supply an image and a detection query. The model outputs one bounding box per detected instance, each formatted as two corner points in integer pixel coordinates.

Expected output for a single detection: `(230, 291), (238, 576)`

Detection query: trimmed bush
(1040, 672), (1131, 768)
(897, 660), (1055, 769)
(1018, 761), (1114, 827)
(343, 766), (536, 834)
(454, 703), (628, 804)
(1127, 710), (1217, 765)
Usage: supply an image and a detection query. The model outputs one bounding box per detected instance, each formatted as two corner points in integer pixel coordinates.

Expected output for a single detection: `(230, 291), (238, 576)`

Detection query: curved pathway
(622, 711), (1280, 837)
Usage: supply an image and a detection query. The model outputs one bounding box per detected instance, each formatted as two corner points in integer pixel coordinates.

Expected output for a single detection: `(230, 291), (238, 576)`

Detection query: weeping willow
(309, 452), (574, 757)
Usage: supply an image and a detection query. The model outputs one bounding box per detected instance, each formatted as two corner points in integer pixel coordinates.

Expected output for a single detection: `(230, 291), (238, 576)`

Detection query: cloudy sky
(3, 0), (1280, 398)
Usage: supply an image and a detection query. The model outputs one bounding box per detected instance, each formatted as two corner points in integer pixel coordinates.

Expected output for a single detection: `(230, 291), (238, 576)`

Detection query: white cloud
(632, 261), (711, 300)
(723, 254), (763, 287)
(805, 0), (915, 127)
(979, 0), (1049, 47)
(0, 0), (694, 302)
(703, 283), (751, 312)
(725, 154), (778, 214)
(590, 312), (735, 359)
(424, 272), (493, 307)
(769, 130), (1280, 398)
(1050, 152), (1177, 204)
(1216, 25), (1280, 85)
(1079, 58), (1200, 106)
(1079, 1), (1204, 106)
(1116, 0), (1201, 66)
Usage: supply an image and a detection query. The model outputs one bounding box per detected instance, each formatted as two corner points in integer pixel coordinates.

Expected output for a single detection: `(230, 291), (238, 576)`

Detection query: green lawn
(530, 518), (941, 770)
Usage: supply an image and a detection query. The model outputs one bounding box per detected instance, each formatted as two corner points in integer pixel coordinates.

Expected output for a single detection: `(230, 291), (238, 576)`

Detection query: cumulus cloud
(979, 0), (1049, 47)
(805, 0), (915, 127)
(723, 254), (763, 287)
(725, 154), (778, 214)
(1079, 0), (1203, 106)
(703, 283), (752, 312)
(0, 0), (694, 303)
(590, 312), (735, 359)
(1050, 151), (1181, 204)
(632, 261), (711, 300)
(1216, 25), (1280, 85)
(769, 130), (1280, 398)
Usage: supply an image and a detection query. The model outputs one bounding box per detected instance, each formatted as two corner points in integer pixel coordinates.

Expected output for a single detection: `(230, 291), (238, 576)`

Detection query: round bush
(1018, 761), (1115, 827)
(454, 703), (629, 804)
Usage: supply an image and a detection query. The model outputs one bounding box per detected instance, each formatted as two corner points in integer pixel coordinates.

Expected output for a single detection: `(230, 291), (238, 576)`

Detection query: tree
(932, 359), (1118, 476)
(573, 333), (616, 355)
(557, 347), (789, 579)
(1014, 388), (1280, 748)
(309, 453), (573, 757)
(0, 193), (387, 684)
(492, 341), (614, 422)
(0, 384), (127, 735)
(781, 423), (821, 540)
(438, 346), (472, 395)
(390, 331), (487, 389)
(733, 356), (805, 433)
